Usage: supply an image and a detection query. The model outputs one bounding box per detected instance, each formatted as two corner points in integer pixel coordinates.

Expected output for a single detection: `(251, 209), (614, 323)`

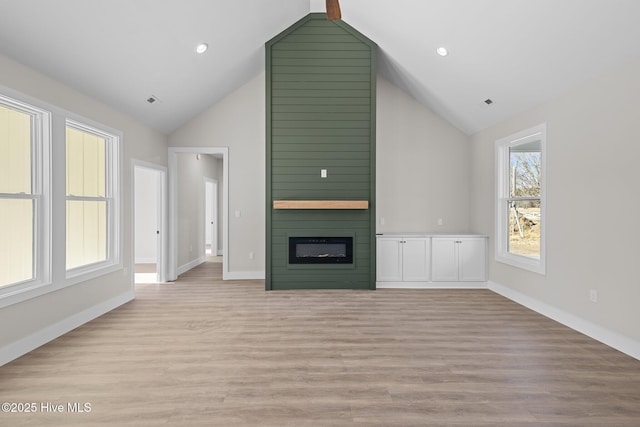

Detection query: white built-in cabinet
(431, 237), (486, 282)
(376, 234), (487, 288)
(376, 237), (430, 282)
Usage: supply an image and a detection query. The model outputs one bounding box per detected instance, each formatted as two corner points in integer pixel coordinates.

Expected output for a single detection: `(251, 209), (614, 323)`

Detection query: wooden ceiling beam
(326, 0), (342, 20)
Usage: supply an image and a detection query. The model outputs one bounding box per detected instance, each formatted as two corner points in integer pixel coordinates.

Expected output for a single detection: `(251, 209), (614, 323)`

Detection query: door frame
(131, 160), (167, 283)
(168, 147), (229, 281)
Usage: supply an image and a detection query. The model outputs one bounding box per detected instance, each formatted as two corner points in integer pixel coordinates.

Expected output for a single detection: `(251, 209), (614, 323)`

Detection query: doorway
(168, 147), (228, 281)
(133, 161), (167, 284)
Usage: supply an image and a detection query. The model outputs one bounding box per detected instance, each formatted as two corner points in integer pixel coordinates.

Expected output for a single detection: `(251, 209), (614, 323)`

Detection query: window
(0, 95), (50, 292)
(495, 124), (546, 274)
(65, 120), (119, 277)
(0, 86), (122, 307)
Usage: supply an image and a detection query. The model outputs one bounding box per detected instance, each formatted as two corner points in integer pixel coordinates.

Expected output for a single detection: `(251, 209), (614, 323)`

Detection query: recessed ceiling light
(196, 43), (208, 54)
(436, 47), (448, 57)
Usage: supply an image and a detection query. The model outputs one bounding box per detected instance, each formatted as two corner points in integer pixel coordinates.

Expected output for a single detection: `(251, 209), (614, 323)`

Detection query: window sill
(65, 261), (122, 287)
(496, 253), (545, 275)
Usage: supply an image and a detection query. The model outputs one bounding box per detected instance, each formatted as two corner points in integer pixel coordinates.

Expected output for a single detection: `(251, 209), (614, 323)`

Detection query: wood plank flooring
(1, 260), (640, 426)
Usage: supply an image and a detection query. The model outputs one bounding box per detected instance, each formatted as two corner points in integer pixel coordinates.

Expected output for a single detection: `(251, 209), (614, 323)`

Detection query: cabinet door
(431, 238), (459, 281)
(402, 238), (430, 281)
(376, 238), (403, 281)
(458, 238), (486, 281)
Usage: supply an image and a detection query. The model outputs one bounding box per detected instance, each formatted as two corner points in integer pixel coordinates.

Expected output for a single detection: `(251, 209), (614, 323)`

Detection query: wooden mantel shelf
(273, 200), (369, 210)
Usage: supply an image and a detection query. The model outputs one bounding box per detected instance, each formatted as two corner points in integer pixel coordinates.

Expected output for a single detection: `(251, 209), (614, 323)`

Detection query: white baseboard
(217, 250), (223, 256)
(377, 281), (488, 289)
(134, 257), (157, 264)
(488, 280), (640, 361)
(0, 290), (134, 367)
(224, 271), (265, 280)
(177, 257), (206, 276)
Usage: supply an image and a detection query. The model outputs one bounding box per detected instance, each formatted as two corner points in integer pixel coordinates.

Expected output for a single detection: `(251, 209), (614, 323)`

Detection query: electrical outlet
(379, 217), (385, 225)
(249, 251), (254, 260)
(437, 218), (443, 226)
(589, 289), (598, 303)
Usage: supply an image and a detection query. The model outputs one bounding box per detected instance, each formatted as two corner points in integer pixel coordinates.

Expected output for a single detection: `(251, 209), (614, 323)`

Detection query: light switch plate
(321, 169), (327, 178)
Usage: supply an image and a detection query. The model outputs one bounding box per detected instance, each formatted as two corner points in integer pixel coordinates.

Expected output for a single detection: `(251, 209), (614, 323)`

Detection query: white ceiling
(1, 0), (639, 135)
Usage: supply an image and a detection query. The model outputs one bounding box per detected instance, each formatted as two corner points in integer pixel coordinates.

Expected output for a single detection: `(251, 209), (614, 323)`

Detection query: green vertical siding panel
(266, 14), (377, 290)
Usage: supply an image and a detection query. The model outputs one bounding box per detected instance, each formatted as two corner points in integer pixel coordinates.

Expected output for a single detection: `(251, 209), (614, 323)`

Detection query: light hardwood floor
(1, 260), (640, 426)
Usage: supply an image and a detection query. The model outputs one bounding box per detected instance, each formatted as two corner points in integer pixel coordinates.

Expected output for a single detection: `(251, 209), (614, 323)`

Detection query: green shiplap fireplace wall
(266, 14), (377, 290)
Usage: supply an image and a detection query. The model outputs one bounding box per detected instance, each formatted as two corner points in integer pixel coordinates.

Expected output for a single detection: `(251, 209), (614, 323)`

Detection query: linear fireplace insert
(288, 236), (353, 265)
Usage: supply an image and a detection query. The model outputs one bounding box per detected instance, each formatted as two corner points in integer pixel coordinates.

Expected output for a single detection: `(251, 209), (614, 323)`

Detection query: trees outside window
(496, 124), (546, 274)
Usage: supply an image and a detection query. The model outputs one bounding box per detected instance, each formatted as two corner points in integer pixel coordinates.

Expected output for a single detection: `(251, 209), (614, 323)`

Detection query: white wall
(0, 53), (168, 364)
(169, 75), (266, 274)
(134, 167), (159, 263)
(376, 77), (470, 233)
(470, 57), (640, 343)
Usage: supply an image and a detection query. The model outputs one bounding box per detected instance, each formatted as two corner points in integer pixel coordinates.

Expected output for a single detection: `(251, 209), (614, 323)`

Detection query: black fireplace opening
(289, 236), (353, 264)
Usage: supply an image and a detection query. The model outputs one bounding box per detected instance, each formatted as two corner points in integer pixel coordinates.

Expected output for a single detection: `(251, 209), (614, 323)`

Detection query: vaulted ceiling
(1, 0), (639, 135)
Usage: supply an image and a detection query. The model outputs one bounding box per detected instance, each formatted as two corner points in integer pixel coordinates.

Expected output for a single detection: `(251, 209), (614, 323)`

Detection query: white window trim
(0, 93), (52, 303)
(495, 123), (547, 275)
(0, 85), (123, 308)
(64, 119), (121, 283)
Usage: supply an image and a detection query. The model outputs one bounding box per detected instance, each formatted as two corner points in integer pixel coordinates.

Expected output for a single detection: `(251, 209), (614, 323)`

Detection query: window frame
(64, 118), (121, 282)
(0, 85), (123, 308)
(0, 93), (52, 299)
(495, 123), (547, 274)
